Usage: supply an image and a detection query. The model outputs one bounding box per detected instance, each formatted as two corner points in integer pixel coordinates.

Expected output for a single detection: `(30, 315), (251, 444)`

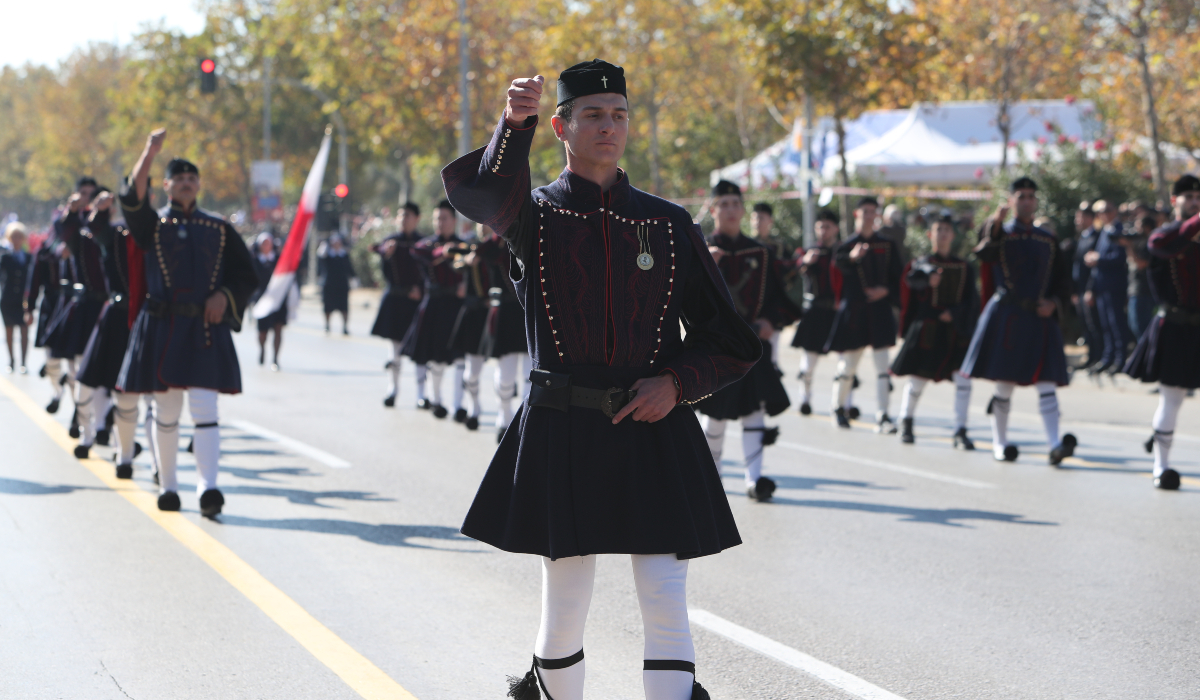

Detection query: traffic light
(334, 183), (349, 199)
(199, 58), (217, 94)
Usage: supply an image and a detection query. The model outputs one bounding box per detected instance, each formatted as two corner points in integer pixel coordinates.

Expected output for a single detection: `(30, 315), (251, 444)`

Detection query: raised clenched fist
(146, 128), (166, 158)
(505, 76), (544, 128)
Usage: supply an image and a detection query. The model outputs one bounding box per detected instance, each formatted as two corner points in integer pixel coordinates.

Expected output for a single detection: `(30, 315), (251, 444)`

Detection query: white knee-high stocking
(152, 389), (185, 493)
(45, 357), (64, 399)
(741, 410), (766, 485)
(872, 348), (891, 418)
(535, 556), (595, 700)
(1036, 381), (1060, 447)
(953, 372), (972, 430)
(188, 388), (220, 494)
(632, 554), (695, 700)
(798, 350), (819, 405)
(833, 349), (864, 412)
(990, 382), (1015, 457)
(495, 352), (521, 429)
(701, 415), (726, 464)
(427, 362), (446, 406)
(463, 353), (485, 417)
(75, 382), (96, 446)
(900, 377), (926, 420)
(1152, 385), (1186, 475)
(112, 391), (139, 464)
(387, 341), (402, 397)
(452, 358), (466, 412)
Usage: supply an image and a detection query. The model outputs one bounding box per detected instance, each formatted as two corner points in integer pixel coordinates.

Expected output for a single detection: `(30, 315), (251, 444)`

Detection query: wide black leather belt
(527, 369), (637, 418)
(145, 297), (204, 318)
(1161, 305), (1200, 326)
(994, 287), (1038, 312)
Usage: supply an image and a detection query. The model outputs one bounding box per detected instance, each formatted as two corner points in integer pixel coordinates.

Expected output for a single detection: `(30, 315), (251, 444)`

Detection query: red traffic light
(200, 59), (215, 73)
(333, 184), (349, 198)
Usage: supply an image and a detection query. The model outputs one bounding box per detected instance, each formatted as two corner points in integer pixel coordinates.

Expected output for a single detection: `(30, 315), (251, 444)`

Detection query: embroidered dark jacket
(708, 232), (802, 328)
(1146, 214), (1200, 309)
(833, 232), (903, 306)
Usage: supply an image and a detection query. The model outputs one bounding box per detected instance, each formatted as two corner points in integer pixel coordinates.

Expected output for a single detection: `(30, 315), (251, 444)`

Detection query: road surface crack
(99, 659), (135, 700)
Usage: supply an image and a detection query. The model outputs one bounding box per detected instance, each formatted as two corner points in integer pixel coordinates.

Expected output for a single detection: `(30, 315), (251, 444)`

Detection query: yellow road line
(0, 377), (418, 700)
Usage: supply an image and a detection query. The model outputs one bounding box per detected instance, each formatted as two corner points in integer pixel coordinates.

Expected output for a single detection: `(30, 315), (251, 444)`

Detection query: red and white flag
(254, 130), (332, 321)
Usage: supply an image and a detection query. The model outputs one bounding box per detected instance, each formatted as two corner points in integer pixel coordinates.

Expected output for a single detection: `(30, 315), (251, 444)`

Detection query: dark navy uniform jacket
(116, 179), (257, 393)
(441, 114), (759, 560)
(1125, 214), (1200, 388)
(1088, 222), (1129, 295)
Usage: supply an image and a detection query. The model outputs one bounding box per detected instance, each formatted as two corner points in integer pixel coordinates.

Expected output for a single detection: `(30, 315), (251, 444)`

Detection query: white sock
(900, 377), (926, 420)
(113, 391), (139, 464)
(188, 388), (220, 494)
(633, 554), (695, 700)
(873, 348), (891, 419)
(153, 389), (185, 493)
(990, 382), (1014, 457)
(798, 351), (818, 405)
(702, 415), (726, 465)
(464, 354), (484, 417)
(387, 342), (402, 396)
(415, 363), (427, 402)
(742, 410), (766, 485)
(1152, 385), (1186, 475)
(75, 383), (96, 446)
(1036, 381), (1060, 447)
(953, 372), (972, 430)
(495, 353), (521, 429)
(452, 358), (466, 412)
(428, 362), (445, 406)
(535, 556), (595, 700)
(46, 357), (64, 399)
(833, 349), (863, 416)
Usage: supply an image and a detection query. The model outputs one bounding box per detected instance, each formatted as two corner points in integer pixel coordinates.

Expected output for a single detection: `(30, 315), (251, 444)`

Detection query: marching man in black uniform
(443, 60), (759, 700)
(2, 222), (32, 374)
(117, 128), (257, 516)
(1124, 174), (1200, 490)
(448, 224), (491, 430)
(890, 212), (980, 447)
(791, 209), (841, 415)
(696, 180), (799, 502)
(371, 203), (427, 407)
(961, 177), (1076, 464)
(826, 196), (904, 432)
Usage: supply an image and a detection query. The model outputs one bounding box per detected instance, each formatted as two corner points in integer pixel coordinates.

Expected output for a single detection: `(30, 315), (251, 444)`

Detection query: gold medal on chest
(636, 224), (654, 271)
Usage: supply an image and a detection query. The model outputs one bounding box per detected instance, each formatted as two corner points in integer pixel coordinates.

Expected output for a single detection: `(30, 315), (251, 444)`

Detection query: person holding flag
(117, 128), (257, 516)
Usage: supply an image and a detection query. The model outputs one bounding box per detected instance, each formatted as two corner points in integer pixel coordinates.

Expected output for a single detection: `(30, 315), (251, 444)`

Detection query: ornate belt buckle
(600, 387), (625, 418)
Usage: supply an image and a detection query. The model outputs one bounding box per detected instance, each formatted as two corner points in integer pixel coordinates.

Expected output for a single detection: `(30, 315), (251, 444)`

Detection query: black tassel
(761, 426), (780, 446)
(692, 680), (711, 700)
(985, 397), (995, 415)
(506, 669), (541, 700)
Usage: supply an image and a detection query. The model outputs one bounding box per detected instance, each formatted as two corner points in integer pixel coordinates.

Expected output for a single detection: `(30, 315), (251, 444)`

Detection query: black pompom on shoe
(465, 415), (479, 431)
(1002, 444), (1019, 462)
(847, 406), (861, 420)
(1154, 468), (1181, 491)
(157, 491), (181, 511)
(73, 444), (89, 459)
(95, 428), (110, 446)
(1143, 433), (1155, 454)
(453, 407), (468, 423)
(692, 680), (711, 700)
(199, 489), (225, 518)
(383, 394), (396, 408)
(432, 404), (448, 419)
(46, 397), (60, 414)
(505, 668), (540, 699)
(834, 407), (851, 429)
(799, 402), (812, 415)
(1049, 433), (1077, 466)
(115, 463), (133, 479)
(186, 438), (194, 453)
(133, 442), (143, 458)
(753, 476), (777, 502)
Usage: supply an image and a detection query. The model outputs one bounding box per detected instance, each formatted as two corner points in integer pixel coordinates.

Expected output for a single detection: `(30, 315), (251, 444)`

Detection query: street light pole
(802, 93), (816, 248)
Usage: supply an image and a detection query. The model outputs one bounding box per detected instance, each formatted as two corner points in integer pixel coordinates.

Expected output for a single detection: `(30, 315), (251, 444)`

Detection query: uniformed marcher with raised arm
(791, 208), (841, 415)
(117, 128), (257, 517)
(961, 177), (1077, 465)
(442, 60), (759, 700)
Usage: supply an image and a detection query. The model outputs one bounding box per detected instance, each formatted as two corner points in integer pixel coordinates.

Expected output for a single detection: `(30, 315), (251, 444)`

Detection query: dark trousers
(1094, 290), (1130, 368)
(1076, 298), (1102, 366)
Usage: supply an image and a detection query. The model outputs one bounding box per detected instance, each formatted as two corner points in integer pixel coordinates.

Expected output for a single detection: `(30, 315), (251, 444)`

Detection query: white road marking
(226, 419), (351, 469)
(776, 441), (996, 489)
(689, 609), (908, 700)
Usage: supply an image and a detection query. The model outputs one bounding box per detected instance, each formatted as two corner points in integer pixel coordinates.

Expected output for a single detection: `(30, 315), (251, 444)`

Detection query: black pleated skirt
(694, 338), (790, 419)
(890, 319), (969, 381)
(1124, 315), (1200, 389)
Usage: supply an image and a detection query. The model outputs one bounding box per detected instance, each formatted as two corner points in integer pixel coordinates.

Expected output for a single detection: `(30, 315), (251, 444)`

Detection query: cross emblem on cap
(601, 75), (608, 88)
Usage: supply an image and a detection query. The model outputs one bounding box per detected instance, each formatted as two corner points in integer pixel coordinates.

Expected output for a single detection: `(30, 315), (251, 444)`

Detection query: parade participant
(26, 177), (96, 413)
(251, 232), (287, 371)
(1083, 200), (1132, 376)
(474, 222), (530, 443)
(448, 225), (490, 430)
(443, 60), (759, 700)
(826, 196), (904, 432)
(749, 201), (794, 367)
(696, 180), (799, 503)
(1, 222), (31, 373)
(318, 234), (355, 335)
(117, 128), (257, 516)
(1125, 215), (1155, 340)
(1067, 202), (1101, 368)
(890, 212), (979, 447)
(74, 190), (141, 476)
(962, 177), (1076, 464)
(791, 209), (841, 415)
(878, 204), (909, 265)
(371, 203), (427, 408)
(401, 199), (467, 419)
(1124, 174), (1200, 490)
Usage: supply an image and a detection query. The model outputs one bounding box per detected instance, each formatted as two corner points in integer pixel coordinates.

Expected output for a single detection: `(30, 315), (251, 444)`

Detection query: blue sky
(2, 0), (206, 68)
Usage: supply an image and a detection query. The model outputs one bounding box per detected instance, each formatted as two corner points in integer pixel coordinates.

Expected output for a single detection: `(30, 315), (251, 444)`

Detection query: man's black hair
(856, 196), (879, 210)
(76, 176), (98, 190)
(1172, 174), (1200, 196)
(1010, 176), (1038, 193)
(1138, 215), (1158, 232)
(752, 202), (773, 217)
(815, 209), (840, 225)
(712, 180), (742, 199)
(402, 201), (421, 217)
(435, 199), (456, 213)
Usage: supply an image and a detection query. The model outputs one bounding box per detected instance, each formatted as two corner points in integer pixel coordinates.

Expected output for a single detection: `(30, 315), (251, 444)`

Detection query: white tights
(536, 555), (694, 700)
(152, 388), (220, 495)
(899, 372), (972, 430)
(990, 381), (1061, 456)
(495, 352), (530, 429)
(797, 350), (820, 405)
(75, 383), (110, 447)
(701, 411), (766, 485)
(462, 353), (486, 417)
(387, 342), (428, 401)
(112, 391), (140, 464)
(1152, 385), (1187, 475)
(833, 347), (890, 417)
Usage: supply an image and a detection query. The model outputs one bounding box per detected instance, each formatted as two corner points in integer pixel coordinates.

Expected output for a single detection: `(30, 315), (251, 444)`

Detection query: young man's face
(1173, 191), (1200, 221)
(399, 209), (419, 234)
(814, 220), (839, 247)
(855, 204), (877, 235)
(1011, 189), (1038, 220)
(259, 236), (274, 255)
(433, 207), (456, 237)
(930, 222), (954, 256)
(164, 172), (200, 207)
(1074, 211), (1094, 233)
(552, 93), (629, 170)
(710, 195), (744, 233)
(76, 184), (97, 204)
(8, 231), (26, 251)
(750, 211), (773, 238)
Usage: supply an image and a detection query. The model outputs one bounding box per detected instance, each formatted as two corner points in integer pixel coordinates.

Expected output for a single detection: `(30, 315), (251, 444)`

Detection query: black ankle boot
(900, 417), (914, 444)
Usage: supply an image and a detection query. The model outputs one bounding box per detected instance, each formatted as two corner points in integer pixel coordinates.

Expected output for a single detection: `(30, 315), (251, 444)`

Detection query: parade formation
(3, 45), (1200, 700)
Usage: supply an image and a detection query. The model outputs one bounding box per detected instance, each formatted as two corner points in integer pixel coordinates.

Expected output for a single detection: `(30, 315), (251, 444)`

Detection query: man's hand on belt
(612, 374), (677, 425)
(204, 291), (228, 324)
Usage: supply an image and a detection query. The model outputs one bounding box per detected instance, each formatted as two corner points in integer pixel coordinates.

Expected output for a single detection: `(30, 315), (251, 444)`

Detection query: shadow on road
(218, 466), (319, 482)
(0, 476), (100, 496)
(210, 484), (394, 508)
(219, 515), (482, 550)
(727, 473), (900, 493)
(737, 494), (1057, 528)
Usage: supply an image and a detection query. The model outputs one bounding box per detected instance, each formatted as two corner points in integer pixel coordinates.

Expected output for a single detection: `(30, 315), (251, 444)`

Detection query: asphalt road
(1, 290), (1197, 700)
